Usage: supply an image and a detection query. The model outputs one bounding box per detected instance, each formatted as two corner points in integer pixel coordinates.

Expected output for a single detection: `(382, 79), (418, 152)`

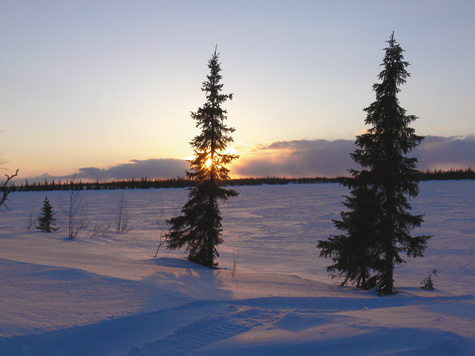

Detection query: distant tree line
(415, 168), (474, 181)
(7, 168), (473, 192)
(13, 177), (194, 192)
(9, 176), (339, 192)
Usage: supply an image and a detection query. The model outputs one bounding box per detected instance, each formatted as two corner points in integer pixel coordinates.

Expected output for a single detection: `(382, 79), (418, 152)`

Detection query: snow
(0, 180), (473, 355)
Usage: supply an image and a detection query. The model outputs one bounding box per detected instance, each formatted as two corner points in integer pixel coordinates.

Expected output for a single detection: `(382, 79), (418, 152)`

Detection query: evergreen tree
(165, 47), (239, 268)
(319, 180), (381, 290)
(318, 33), (431, 295)
(36, 196), (58, 232)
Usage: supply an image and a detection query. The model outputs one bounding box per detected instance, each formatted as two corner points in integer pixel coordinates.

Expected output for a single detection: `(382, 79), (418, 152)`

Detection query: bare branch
(115, 192), (131, 234)
(59, 175), (89, 239)
(154, 200), (171, 257)
(0, 169), (19, 209)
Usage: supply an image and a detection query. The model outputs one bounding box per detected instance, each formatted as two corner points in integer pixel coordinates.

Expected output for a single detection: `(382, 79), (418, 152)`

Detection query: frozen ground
(0, 180), (473, 355)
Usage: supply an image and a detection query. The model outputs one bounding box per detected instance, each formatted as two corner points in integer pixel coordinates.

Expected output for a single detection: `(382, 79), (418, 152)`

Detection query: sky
(1, 0), (474, 181)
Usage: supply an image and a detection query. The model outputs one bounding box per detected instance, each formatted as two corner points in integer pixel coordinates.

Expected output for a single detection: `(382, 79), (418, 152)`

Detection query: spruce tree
(165, 47), (238, 268)
(318, 33), (431, 295)
(36, 196), (58, 232)
(319, 181), (381, 290)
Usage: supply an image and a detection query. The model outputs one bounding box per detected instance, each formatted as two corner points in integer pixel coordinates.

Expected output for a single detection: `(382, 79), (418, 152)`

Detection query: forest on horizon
(8, 168), (474, 192)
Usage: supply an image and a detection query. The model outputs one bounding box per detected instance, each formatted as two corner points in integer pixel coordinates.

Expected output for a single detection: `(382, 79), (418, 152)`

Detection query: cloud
(27, 158), (188, 183)
(233, 139), (355, 177)
(232, 136), (475, 178)
(77, 159), (188, 181)
(415, 135), (475, 171)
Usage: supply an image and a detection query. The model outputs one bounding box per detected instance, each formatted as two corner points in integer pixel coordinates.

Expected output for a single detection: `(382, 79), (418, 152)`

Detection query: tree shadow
(141, 257), (232, 306)
(153, 257), (207, 269)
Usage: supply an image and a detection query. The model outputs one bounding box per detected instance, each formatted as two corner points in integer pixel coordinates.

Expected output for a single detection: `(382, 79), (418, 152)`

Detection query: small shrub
(420, 269), (437, 290)
(59, 179), (89, 239)
(154, 202), (169, 257)
(231, 253), (238, 280)
(90, 223), (111, 238)
(115, 192), (131, 234)
(27, 200), (37, 232)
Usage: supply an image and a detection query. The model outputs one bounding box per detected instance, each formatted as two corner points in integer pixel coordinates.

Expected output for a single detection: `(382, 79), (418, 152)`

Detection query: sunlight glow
(187, 147), (239, 170)
(224, 147), (238, 156)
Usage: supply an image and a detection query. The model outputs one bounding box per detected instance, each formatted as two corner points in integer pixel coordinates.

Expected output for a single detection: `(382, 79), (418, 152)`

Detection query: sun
(203, 147), (239, 169)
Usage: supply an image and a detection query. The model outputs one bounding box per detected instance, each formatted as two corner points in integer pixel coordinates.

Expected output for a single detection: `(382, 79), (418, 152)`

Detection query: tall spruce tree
(318, 33), (431, 295)
(165, 47), (238, 268)
(36, 196), (58, 232)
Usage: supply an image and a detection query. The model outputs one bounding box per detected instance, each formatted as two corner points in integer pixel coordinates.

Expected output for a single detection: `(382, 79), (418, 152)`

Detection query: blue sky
(1, 1), (474, 180)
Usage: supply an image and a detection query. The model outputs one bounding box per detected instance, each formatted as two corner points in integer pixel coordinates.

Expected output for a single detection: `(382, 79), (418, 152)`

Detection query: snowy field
(0, 180), (473, 355)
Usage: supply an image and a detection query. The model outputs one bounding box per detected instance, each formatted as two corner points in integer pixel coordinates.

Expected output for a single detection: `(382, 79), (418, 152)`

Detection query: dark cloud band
(233, 135), (475, 178)
(25, 136), (474, 182)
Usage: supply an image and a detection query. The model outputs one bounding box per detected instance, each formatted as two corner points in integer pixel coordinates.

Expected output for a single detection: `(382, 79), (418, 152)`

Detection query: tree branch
(1, 169), (19, 207)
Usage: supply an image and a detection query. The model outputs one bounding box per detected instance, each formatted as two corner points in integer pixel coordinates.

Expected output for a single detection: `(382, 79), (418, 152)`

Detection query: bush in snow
(115, 192), (131, 234)
(420, 269), (437, 290)
(59, 179), (89, 239)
